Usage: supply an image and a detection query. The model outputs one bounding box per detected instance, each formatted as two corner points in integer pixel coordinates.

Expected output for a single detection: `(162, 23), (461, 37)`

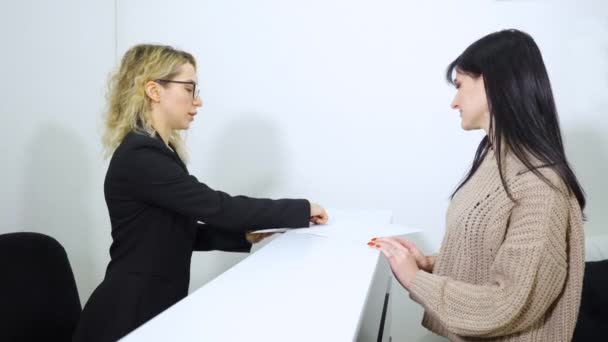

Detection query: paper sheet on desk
(297, 223), (417, 241)
(197, 213), (343, 234)
(247, 215), (343, 235)
(248, 227), (291, 234)
(204, 208), (418, 243)
(195, 224), (323, 235)
(196, 224), (328, 235)
(248, 208), (387, 234)
(248, 226), (327, 236)
(252, 223), (419, 245)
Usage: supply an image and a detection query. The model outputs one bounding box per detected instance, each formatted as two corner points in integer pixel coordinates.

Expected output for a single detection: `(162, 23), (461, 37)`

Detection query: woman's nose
(451, 97), (459, 110)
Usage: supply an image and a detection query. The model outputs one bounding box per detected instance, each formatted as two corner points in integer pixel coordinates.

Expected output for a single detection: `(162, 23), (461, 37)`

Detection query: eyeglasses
(154, 79), (200, 99)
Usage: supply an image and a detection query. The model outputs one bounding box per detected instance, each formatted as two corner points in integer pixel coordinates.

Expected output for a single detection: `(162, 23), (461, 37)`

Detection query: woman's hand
(371, 237), (434, 272)
(245, 232), (274, 244)
(310, 202), (329, 225)
(369, 237), (420, 290)
(396, 238), (435, 272)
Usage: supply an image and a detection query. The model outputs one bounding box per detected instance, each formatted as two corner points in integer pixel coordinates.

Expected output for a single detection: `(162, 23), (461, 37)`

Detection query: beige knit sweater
(409, 149), (585, 342)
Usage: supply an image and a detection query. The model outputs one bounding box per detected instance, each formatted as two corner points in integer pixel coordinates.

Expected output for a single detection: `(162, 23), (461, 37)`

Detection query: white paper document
(248, 227), (291, 234)
(248, 208), (418, 243)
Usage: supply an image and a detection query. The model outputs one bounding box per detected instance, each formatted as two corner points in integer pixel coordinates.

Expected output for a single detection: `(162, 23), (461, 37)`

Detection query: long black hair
(448, 29), (586, 211)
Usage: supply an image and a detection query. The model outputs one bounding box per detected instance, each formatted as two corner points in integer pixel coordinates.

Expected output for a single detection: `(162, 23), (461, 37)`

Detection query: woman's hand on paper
(310, 202), (329, 225)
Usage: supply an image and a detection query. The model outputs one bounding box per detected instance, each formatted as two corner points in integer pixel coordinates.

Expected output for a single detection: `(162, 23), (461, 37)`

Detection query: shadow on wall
(20, 123), (99, 304)
(564, 123), (608, 236)
(189, 114), (287, 292)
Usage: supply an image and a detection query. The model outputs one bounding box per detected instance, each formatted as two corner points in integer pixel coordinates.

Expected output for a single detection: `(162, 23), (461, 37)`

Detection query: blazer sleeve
(193, 223), (252, 253)
(114, 142), (311, 232)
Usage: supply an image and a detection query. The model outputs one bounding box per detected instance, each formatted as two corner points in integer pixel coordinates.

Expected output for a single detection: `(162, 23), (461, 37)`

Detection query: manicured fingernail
(371, 237), (377, 241)
(367, 241), (375, 246)
(375, 244), (381, 248)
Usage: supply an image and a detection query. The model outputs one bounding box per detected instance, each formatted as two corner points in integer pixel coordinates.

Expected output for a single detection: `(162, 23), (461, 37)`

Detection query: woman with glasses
(371, 29), (586, 341)
(72, 44), (328, 342)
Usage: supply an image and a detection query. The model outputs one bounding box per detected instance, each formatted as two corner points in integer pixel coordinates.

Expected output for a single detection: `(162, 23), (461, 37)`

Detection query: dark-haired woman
(371, 29), (586, 341)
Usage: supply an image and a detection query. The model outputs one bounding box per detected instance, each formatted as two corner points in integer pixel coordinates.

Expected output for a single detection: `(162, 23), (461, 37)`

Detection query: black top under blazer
(73, 131), (310, 342)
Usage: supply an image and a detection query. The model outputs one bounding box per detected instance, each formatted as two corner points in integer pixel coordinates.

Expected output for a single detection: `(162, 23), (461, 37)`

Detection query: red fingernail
(371, 237), (377, 241)
(375, 244), (381, 248)
(367, 242), (374, 246)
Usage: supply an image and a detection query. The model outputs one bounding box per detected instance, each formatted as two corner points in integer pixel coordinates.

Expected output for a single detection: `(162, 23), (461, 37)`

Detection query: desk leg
(377, 276), (392, 342)
(357, 256), (392, 342)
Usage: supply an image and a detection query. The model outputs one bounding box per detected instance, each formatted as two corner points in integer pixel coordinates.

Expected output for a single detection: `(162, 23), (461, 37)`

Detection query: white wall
(1, 0), (606, 341)
(116, 0), (607, 340)
(0, 0), (115, 305)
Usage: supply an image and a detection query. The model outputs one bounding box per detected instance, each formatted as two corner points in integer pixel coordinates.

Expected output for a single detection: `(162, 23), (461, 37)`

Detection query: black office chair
(0, 232), (81, 342)
(572, 259), (608, 341)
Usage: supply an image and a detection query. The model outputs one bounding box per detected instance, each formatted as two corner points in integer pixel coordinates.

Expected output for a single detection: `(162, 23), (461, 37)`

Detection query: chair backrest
(0, 232), (81, 342)
(573, 234), (608, 341)
(585, 233), (608, 262)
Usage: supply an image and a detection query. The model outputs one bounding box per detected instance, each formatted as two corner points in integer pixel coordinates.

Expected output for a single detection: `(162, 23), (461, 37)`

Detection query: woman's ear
(145, 81), (161, 102)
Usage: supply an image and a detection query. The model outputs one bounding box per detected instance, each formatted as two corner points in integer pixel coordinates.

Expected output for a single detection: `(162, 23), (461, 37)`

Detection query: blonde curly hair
(102, 44), (196, 162)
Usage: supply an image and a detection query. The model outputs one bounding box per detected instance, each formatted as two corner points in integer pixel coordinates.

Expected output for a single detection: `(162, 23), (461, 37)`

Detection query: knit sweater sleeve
(409, 172), (570, 338)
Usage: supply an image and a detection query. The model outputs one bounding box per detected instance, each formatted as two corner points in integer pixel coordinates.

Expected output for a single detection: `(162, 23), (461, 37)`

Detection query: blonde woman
(73, 44), (328, 342)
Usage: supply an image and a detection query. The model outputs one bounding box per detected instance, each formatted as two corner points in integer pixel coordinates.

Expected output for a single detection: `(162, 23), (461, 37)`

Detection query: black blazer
(73, 131), (310, 342)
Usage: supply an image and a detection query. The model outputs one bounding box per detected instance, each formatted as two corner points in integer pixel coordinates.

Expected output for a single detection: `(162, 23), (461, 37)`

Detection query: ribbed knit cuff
(409, 270), (445, 313)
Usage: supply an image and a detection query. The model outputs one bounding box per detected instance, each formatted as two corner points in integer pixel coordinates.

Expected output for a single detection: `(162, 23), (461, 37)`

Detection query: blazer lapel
(153, 131), (188, 172)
